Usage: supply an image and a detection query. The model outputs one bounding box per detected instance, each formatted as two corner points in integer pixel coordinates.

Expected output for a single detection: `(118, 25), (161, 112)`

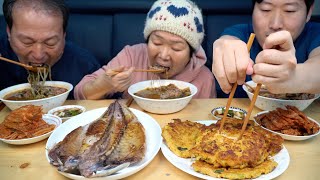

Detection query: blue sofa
(1, 0), (319, 97)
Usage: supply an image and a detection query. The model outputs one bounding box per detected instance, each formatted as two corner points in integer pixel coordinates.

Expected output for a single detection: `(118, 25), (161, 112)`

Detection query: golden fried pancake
(192, 159), (277, 179)
(191, 125), (269, 168)
(162, 119), (206, 158)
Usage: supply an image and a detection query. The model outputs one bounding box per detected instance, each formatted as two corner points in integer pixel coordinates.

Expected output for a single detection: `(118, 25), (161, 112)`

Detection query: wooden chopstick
(0, 56), (46, 72)
(107, 68), (165, 77)
(0, 56), (32, 69)
(219, 83), (237, 131)
(219, 33), (256, 132)
(0, 102), (6, 112)
(238, 83), (261, 140)
(126, 96), (134, 107)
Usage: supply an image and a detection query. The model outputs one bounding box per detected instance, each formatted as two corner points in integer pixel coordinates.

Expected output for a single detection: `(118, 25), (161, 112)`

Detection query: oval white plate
(211, 106), (247, 120)
(48, 105), (86, 122)
(0, 114), (61, 145)
(254, 111), (320, 141)
(46, 107), (162, 179)
(161, 120), (290, 180)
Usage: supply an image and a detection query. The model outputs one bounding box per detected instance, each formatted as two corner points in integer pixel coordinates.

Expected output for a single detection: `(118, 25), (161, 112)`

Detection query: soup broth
(134, 83), (191, 99)
(4, 86), (68, 101)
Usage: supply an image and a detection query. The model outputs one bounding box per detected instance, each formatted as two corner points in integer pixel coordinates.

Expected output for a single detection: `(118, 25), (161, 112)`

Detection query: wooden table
(0, 99), (319, 180)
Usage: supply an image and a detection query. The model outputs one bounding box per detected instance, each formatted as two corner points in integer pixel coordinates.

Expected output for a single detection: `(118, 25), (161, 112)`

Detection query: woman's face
(252, 0), (313, 47)
(147, 31), (191, 79)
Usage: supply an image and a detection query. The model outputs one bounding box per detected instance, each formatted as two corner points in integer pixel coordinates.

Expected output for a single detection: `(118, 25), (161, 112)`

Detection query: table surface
(0, 98), (319, 180)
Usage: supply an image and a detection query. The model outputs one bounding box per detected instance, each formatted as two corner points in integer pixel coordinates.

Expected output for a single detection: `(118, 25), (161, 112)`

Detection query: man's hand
(252, 30), (297, 93)
(212, 35), (253, 94)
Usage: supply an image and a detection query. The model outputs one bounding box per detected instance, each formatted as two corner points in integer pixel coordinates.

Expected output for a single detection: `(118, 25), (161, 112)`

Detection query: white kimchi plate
(254, 111), (320, 141)
(0, 114), (61, 145)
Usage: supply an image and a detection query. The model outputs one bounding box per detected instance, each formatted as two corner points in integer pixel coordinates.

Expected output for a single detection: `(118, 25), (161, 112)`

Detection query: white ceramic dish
(211, 106), (247, 120)
(48, 105), (86, 122)
(0, 114), (61, 145)
(0, 81), (73, 112)
(161, 120), (290, 180)
(254, 111), (320, 141)
(46, 107), (162, 179)
(242, 81), (320, 111)
(128, 80), (197, 114)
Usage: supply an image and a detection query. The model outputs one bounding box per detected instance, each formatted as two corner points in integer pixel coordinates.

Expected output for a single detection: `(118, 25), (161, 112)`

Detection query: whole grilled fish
(48, 100), (146, 177)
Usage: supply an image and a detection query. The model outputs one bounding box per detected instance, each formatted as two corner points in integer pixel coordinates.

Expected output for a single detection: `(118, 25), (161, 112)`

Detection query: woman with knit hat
(74, 0), (216, 100)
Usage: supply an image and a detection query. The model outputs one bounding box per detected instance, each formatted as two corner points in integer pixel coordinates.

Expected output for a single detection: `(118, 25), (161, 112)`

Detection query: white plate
(46, 107), (162, 179)
(161, 120), (290, 180)
(0, 114), (61, 145)
(254, 111), (320, 141)
(48, 105), (86, 122)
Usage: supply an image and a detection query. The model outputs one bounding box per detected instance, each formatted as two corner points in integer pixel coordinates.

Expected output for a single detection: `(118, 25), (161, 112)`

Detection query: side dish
(212, 107), (246, 120)
(254, 105), (319, 136)
(51, 107), (83, 118)
(0, 105), (56, 140)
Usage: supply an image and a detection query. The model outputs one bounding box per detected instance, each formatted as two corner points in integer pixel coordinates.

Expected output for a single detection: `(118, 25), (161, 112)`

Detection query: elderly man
(212, 0), (320, 97)
(0, 0), (100, 99)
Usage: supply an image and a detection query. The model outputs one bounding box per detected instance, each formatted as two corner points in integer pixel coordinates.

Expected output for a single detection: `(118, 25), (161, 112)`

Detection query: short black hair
(3, 0), (69, 32)
(252, 0), (315, 14)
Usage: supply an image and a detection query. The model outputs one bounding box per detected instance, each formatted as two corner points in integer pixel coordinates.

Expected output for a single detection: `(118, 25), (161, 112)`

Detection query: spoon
(0, 56), (47, 72)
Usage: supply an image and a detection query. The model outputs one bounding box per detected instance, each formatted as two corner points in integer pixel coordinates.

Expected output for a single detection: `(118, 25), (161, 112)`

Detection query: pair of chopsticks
(219, 33), (262, 140)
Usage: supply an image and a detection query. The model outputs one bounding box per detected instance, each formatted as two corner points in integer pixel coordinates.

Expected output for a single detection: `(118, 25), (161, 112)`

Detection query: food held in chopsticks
(0, 105), (56, 139)
(48, 100), (146, 178)
(149, 64), (169, 73)
(134, 83), (191, 99)
(162, 118), (283, 179)
(254, 105), (319, 136)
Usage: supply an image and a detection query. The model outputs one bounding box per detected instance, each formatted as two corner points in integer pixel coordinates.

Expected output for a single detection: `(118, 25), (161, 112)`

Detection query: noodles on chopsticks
(27, 64), (52, 99)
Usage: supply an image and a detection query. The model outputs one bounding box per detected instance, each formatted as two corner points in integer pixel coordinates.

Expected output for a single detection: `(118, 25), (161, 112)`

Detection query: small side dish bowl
(128, 80), (197, 114)
(0, 114), (61, 145)
(211, 106), (247, 120)
(254, 111), (320, 141)
(0, 81), (73, 112)
(242, 80), (320, 111)
(48, 105), (86, 122)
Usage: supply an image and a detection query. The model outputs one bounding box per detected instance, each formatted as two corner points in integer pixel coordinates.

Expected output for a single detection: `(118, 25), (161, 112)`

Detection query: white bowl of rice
(0, 81), (73, 112)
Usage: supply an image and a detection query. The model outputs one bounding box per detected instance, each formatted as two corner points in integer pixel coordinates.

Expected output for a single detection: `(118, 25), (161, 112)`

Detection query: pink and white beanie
(143, 0), (204, 51)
